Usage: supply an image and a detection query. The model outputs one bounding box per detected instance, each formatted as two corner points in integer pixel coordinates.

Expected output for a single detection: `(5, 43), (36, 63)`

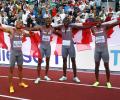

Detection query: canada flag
(0, 28), (41, 58)
(0, 20), (120, 57)
(0, 30), (8, 49)
(53, 20), (120, 56)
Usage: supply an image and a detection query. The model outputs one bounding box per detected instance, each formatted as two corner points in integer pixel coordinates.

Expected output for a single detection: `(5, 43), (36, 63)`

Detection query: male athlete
(0, 20), (29, 93)
(91, 17), (120, 88)
(27, 18), (54, 84)
(55, 16), (81, 83)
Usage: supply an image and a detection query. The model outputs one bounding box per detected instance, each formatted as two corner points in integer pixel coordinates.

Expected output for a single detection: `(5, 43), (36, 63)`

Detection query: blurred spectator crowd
(0, 0), (120, 27)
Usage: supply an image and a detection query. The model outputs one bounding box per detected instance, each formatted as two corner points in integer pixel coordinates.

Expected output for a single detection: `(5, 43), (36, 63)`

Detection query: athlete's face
(63, 20), (70, 27)
(46, 21), (51, 26)
(63, 17), (70, 27)
(16, 21), (23, 29)
(96, 19), (101, 27)
(45, 18), (51, 27)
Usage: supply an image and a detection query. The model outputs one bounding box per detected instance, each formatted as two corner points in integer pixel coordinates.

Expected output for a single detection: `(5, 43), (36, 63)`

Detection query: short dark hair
(63, 17), (71, 24)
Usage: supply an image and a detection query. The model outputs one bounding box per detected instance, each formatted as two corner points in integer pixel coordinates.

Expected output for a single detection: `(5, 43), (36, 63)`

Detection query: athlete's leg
(102, 48), (111, 88)
(69, 44), (78, 77)
(104, 62), (110, 82)
(45, 57), (50, 76)
(9, 52), (16, 93)
(71, 57), (76, 77)
(45, 45), (51, 76)
(18, 65), (23, 83)
(18, 65), (28, 88)
(95, 61), (100, 82)
(34, 46), (44, 83)
(93, 50), (101, 86)
(9, 66), (15, 89)
(37, 46), (44, 78)
(102, 49), (110, 82)
(44, 57), (51, 81)
(59, 57), (67, 81)
(34, 58), (42, 84)
(63, 57), (67, 76)
(37, 58), (42, 78)
(17, 53), (28, 88)
(59, 46), (68, 81)
(71, 57), (80, 83)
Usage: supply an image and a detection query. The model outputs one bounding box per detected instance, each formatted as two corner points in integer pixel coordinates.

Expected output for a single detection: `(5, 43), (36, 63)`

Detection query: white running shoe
(73, 77), (80, 83)
(44, 76), (51, 81)
(59, 76), (67, 81)
(92, 81), (99, 87)
(34, 77), (41, 84)
(106, 82), (112, 88)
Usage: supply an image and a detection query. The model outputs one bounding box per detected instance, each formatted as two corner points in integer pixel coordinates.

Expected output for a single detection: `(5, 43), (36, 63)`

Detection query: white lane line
(0, 75), (120, 90)
(0, 94), (31, 100)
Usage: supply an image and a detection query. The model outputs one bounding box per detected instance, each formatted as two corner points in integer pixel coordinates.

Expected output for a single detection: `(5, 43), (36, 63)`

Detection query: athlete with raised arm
(0, 20), (29, 93)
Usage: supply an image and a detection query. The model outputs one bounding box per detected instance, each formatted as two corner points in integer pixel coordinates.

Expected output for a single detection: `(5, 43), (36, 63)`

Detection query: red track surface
(0, 66), (120, 100)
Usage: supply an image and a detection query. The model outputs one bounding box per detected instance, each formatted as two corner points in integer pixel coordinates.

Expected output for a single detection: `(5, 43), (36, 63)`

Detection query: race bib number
(95, 36), (105, 43)
(42, 35), (50, 42)
(13, 41), (22, 48)
(62, 40), (71, 46)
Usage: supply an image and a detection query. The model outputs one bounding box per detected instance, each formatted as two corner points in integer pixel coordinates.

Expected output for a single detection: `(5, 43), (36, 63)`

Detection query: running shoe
(73, 77), (80, 83)
(19, 82), (28, 88)
(92, 81), (99, 87)
(9, 86), (14, 93)
(44, 76), (51, 81)
(59, 76), (67, 81)
(34, 77), (41, 84)
(106, 82), (112, 88)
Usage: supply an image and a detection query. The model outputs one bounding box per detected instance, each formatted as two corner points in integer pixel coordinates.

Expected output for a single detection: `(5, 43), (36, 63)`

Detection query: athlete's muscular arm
(26, 25), (42, 31)
(91, 28), (95, 35)
(52, 24), (63, 29)
(105, 20), (120, 30)
(51, 24), (63, 37)
(0, 24), (13, 35)
(91, 27), (96, 36)
(22, 30), (30, 37)
(70, 22), (96, 29)
(52, 27), (62, 37)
